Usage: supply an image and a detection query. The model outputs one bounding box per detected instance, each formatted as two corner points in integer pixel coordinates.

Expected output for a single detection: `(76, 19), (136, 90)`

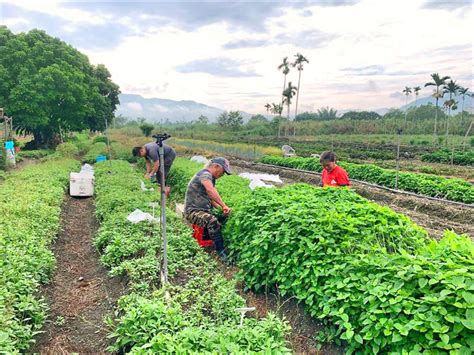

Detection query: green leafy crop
(260, 156), (474, 204)
(0, 158), (79, 352)
(94, 160), (290, 353)
(168, 157), (473, 353)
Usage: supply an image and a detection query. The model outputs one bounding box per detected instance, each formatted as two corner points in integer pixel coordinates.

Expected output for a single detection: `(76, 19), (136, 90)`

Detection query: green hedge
(0, 158), (79, 351)
(94, 161), (290, 353)
(260, 156), (474, 204)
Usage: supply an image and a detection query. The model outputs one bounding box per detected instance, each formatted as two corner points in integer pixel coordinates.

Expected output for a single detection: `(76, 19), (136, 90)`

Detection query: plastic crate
(192, 224), (214, 247)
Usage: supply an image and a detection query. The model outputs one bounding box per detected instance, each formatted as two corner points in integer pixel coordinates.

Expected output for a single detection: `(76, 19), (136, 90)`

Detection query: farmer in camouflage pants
(184, 157), (232, 261)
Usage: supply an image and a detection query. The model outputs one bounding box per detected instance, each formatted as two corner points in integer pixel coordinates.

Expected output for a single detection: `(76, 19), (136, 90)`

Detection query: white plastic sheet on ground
(127, 209), (158, 224)
(140, 180), (154, 191)
(238, 172), (282, 190)
(190, 155), (209, 165)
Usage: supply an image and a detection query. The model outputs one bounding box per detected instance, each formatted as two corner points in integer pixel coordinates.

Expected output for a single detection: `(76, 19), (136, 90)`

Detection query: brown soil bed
(221, 264), (343, 354)
(32, 195), (126, 354)
(231, 159), (473, 239)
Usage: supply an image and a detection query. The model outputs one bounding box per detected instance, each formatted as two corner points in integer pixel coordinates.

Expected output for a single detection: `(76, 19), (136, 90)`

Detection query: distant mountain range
(117, 93), (473, 123)
(400, 93), (473, 112)
(116, 94), (252, 123)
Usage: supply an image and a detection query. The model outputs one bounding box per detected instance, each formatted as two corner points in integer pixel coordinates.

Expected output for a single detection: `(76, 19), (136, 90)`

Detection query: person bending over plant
(184, 157), (232, 261)
(132, 142), (176, 196)
(320, 151), (350, 187)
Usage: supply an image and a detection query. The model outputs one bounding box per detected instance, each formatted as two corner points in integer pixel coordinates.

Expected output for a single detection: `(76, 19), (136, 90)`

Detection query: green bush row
(93, 161), (290, 353)
(421, 149), (474, 166)
(170, 157), (474, 353)
(0, 158), (79, 352)
(260, 156), (474, 204)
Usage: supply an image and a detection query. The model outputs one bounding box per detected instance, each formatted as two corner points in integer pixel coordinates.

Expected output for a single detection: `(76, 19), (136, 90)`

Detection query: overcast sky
(1, 0), (472, 114)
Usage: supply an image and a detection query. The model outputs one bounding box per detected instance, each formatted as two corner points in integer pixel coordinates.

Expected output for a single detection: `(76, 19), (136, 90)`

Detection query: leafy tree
(139, 123), (154, 137)
(217, 111), (243, 130)
(406, 104), (446, 121)
(341, 111), (381, 120)
(196, 115), (209, 125)
(0, 26), (120, 147)
(292, 53), (309, 119)
(295, 112), (318, 121)
(248, 114), (267, 123)
(217, 111), (229, 127)
(425, 73), (450, 138)
(114, 114), (129, 128)
(227, 110), (244, 130)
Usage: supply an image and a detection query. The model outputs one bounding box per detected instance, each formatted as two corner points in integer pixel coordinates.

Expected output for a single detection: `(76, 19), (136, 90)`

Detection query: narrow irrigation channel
(32, 195), (125, 353)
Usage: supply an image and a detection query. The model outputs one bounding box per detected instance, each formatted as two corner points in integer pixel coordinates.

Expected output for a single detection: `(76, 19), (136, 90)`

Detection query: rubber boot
(213, 233), (228, 262)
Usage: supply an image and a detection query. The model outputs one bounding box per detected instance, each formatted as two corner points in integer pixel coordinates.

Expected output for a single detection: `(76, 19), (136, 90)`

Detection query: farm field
(0, 135), (473, 353)
(1, 6), (473, 353)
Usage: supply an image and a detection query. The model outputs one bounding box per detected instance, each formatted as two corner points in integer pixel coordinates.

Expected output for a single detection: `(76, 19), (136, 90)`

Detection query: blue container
(4, 141), (14, 149)
(96, 155), (107, 162)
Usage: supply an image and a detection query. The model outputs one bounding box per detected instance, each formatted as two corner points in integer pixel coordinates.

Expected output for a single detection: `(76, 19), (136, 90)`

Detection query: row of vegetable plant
(0, 158), (79, 352)
(169, 157), (474, 353)
(93, 160), (290, 353)
(260, 156), (474, 204)
(421, 149), (474, 166)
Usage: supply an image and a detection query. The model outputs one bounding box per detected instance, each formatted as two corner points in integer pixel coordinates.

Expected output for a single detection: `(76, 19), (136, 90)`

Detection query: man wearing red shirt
(320, 151), (350, 187)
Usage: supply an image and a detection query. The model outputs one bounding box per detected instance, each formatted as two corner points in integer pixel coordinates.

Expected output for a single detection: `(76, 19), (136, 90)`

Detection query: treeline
(155, 106), (472, 138)
(0, 26), (120, 147)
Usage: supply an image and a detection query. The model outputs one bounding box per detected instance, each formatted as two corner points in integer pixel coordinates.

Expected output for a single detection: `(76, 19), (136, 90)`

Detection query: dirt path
(32, 195), (125, 353)
(231, 159), (474, 239)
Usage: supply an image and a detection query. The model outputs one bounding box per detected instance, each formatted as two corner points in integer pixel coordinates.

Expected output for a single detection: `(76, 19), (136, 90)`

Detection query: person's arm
(150, 160), (160, 176)
(145, 160), (151, 175)
(202, 180), (231, 214)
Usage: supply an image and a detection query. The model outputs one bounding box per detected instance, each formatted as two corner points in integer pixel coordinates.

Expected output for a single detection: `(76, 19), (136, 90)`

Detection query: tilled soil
(32, 195), (126, 354)
(231, 159), (474, 239)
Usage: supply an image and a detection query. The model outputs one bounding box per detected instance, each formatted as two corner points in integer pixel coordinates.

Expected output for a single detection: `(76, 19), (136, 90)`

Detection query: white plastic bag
(126, 209), (158, 224)
(190, 155), (209, 165)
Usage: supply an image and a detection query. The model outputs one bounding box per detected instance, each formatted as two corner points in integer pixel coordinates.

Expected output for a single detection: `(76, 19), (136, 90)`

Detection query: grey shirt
(144, 142), (176, 166)
(184, 169), (215, 213)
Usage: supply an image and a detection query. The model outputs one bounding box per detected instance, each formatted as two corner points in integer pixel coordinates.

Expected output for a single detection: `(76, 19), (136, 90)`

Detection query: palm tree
(425, 73), (450, 140)
(264, 103), (271, 114)
(413, 86), (421, 106)
(443, 80), (460, 116)
(292, 53), (309, 120)
(271, 103), (283, 116)
(278, 57), (290, 110)
(402, 86), (412, 127)
(458, 87), (469, 124)
(282, 81), (297, 122)
(443, 80), (460, 144)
